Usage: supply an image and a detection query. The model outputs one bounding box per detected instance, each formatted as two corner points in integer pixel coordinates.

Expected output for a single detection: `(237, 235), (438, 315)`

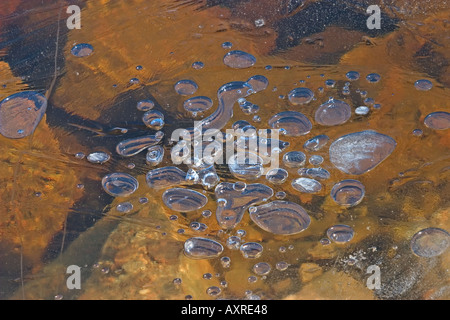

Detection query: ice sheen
(329, 130), (396, 175)
(249, 200), (311, 235)
(215, 182), (273, 229)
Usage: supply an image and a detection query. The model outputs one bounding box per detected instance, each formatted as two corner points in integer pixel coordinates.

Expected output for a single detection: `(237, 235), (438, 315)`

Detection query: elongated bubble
(116, 132), (164, 157)
(329, 130), (396, 175)
(0, 91), (48, 139)
(249, 200), (311, 235)
(184, 237), (223, 259)
(194, 81), (253, 133)
(162, 188), (208, 212)
(215, 182), (273, 229)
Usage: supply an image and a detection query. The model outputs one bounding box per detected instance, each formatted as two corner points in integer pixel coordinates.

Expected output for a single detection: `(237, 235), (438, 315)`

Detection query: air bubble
(174, 80), (198, 95)
(331, 180), (365, 207)
(292, 178), (322, 193)
(116, 202), (133, 213)
(366, 73), (381, 83)
(102, 173), (139, 197)
(424, 112), (450, 130)
(142, 110), (165, 130)
(253, 262), (271, 275)
(137, 100), (155, 111)
(162, 188), (208, 212)
(346, 71), (360, 81)
(0, 91), (48, 139)
(268, 111), (312, 136)
(266, 168), (288, 184)
(283, 151), (306, 168)
(87, 152), (110, 164)
(223, 50), (256, 69)
(288, 87), (314, 105)
(240, 242), (263, 259)
(184, 237), (224, 259)
(414, 79), (433, 91)
(71, 43), (94, 57)
(327, 225), (354, 243)
(410, 228), (449, 258)
(315, 98), (351, 126)
(249, 200), (311, 235)
(329, 130), (396, 175)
